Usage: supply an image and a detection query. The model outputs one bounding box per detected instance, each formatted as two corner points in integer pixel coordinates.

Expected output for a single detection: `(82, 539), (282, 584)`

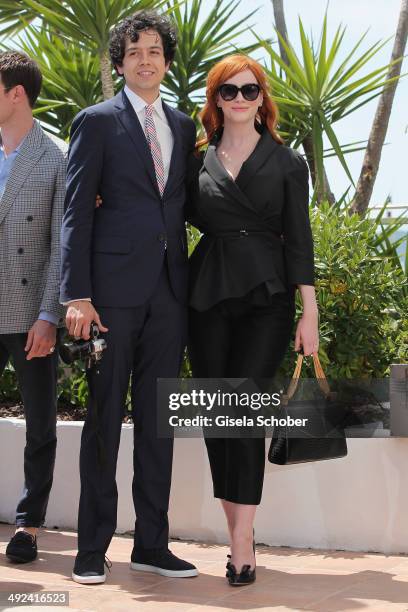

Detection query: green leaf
(261, 14), (403, 197)
(164, 0), (262, 114)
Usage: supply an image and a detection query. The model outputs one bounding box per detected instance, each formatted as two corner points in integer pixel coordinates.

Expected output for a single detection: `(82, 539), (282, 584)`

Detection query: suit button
(21, 278), (28, 285)
(158, 233), (167, 242)
(26, 215), (33, 222)
(18, 247), (24, 254)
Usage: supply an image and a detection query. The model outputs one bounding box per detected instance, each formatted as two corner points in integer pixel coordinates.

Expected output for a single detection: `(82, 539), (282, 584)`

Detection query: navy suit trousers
(0, 333), (58, 527)
(77, 263), (187, 554)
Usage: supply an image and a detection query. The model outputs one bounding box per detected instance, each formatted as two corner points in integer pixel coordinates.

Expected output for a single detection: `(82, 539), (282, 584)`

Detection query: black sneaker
(72, 551), (111, 585)
(6, 531), (37, 563)
(130, 547), (198, 578)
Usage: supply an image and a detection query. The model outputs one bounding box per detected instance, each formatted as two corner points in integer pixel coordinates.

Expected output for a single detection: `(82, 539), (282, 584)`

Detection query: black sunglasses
(218, 83), (261, 102)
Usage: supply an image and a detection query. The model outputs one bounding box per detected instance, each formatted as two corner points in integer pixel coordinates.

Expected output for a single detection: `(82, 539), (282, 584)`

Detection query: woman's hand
(294, 311), (319, 356)
(96, 194), (102, 208)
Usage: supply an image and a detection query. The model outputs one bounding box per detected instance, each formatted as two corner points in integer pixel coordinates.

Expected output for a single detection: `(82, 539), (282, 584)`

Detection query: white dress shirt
(63, 87), (174, 306)
(124, 85), (174, 185)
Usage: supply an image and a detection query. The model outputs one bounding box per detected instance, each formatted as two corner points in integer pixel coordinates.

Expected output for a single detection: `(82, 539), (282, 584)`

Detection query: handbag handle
(284, 352), (331, 401)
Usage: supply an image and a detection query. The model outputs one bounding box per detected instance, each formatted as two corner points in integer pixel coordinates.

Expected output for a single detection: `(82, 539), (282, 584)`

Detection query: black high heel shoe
(226, 560), (256, 586)
(226, 529), (256, 586)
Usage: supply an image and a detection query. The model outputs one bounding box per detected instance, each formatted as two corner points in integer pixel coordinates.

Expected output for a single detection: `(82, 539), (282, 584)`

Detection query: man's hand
(25, 320), (57, 360)
(65, 301), (108, 340)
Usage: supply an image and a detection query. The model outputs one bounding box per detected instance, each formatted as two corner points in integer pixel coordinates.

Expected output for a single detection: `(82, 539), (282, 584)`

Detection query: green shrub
(58, 362), (88, 408)
(279, 202), (407, 379)
(0, 362), (19, 403)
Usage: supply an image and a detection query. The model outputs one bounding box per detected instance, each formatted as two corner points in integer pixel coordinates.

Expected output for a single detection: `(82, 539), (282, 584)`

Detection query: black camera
(59, 322), (107, 368)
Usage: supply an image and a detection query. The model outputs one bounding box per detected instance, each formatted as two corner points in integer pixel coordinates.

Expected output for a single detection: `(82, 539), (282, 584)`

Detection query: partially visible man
(0, 51), (67, 563)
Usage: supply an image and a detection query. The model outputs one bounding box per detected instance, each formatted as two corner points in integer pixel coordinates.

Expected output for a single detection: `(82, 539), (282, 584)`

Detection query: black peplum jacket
(186, 126), (315, 311)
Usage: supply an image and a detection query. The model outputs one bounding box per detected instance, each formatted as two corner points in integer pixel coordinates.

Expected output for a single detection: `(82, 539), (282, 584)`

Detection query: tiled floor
(1, 524), (408, 611)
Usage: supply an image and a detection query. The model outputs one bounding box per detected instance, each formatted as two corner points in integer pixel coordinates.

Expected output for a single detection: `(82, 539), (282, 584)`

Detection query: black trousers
(78, 265), (186, 554)
(188, 290), (295, 505)
(0, 332), (59, 527)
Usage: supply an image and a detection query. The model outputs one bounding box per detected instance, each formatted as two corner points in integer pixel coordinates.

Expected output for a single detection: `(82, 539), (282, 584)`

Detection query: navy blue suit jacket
(60, 89), (196, 307)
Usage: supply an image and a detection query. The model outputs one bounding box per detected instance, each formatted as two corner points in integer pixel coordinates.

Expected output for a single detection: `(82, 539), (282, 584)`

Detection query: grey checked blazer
(0, 120), (67, 334)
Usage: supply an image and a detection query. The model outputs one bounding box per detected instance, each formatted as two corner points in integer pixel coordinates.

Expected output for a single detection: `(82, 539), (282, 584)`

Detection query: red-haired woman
(187, 55), (319, 585)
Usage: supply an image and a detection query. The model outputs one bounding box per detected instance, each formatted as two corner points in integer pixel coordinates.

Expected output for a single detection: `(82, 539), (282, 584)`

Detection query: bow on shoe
(226, 554), (256, 586)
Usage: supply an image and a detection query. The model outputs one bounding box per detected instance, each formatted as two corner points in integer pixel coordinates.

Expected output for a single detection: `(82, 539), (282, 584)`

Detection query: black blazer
(187, 127), (314, 311)
(60, 89), (196, 307)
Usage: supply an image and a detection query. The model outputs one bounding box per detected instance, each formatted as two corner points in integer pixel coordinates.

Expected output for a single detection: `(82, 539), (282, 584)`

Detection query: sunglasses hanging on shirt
(218, 83), (261, 102)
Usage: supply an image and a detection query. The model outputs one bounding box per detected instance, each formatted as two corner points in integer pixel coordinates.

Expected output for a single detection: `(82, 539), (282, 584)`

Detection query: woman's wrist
(297, 284), (318, 318)
(302, 306), (318, 318)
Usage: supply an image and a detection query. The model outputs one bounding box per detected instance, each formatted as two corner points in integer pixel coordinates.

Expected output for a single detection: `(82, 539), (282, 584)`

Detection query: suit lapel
(203, 145), (257, 214)
(203, 129), (281, 214)
(236, 129), (280, 191)
(115, 89), (161, 198)
(0, 120), (45, 226)
(161, 101), (182, 196)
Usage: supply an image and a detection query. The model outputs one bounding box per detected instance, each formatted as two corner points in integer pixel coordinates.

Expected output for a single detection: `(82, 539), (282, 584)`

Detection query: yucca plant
(258, 14), (403, 200)
(12, 26), (106, 138)
(163, 0), (262, 116)
(0, 0), (170, 100)
(0, 1), (37, 37)
(368, 200), (408, 288)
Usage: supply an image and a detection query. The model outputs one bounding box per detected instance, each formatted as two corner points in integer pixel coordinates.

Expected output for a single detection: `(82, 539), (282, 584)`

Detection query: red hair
(197, 54), (284, 149)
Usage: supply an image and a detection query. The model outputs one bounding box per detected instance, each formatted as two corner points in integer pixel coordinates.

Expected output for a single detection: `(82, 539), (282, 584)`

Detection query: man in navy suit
(60, 11), (197, 584)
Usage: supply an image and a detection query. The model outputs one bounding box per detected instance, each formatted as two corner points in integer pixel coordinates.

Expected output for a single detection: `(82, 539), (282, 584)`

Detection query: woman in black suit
(187, 54), (319, 585)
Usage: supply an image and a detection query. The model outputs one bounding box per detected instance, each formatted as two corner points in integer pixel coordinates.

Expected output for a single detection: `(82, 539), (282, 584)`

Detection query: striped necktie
(144, 103), (165, 196)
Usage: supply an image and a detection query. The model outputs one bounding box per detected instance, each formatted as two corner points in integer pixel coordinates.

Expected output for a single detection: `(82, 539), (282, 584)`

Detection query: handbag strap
(285, 353), (331, 400)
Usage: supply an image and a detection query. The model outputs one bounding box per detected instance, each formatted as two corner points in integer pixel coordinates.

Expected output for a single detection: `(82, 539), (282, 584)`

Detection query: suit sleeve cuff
(62, 298), (92, 306)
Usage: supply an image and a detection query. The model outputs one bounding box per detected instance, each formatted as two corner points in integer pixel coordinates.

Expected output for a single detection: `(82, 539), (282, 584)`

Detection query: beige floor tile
(385, 560), (408, 576)
(302, 574), (408, 611)
(2, 526), (408, 612)
(186, 601), (298, 612)
(67, 589), (205, 612)
(296, 552), (408, 574)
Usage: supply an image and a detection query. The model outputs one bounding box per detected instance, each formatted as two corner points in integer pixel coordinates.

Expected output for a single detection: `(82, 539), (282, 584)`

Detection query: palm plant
(16, 26), (105, 138)
(0, 1), (37, 36)
(0, 0), (169, 100)
(163, 0), (262, 116)
(369, 200), (408, 286)
(258, 15), (403, 201)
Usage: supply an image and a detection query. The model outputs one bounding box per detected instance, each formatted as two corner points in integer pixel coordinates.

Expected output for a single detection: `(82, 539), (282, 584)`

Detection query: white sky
(202, 0), (408, 210)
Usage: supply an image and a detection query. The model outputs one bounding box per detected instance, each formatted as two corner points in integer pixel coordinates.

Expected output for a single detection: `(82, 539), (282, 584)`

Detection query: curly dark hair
(109, 10), (177, 74)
